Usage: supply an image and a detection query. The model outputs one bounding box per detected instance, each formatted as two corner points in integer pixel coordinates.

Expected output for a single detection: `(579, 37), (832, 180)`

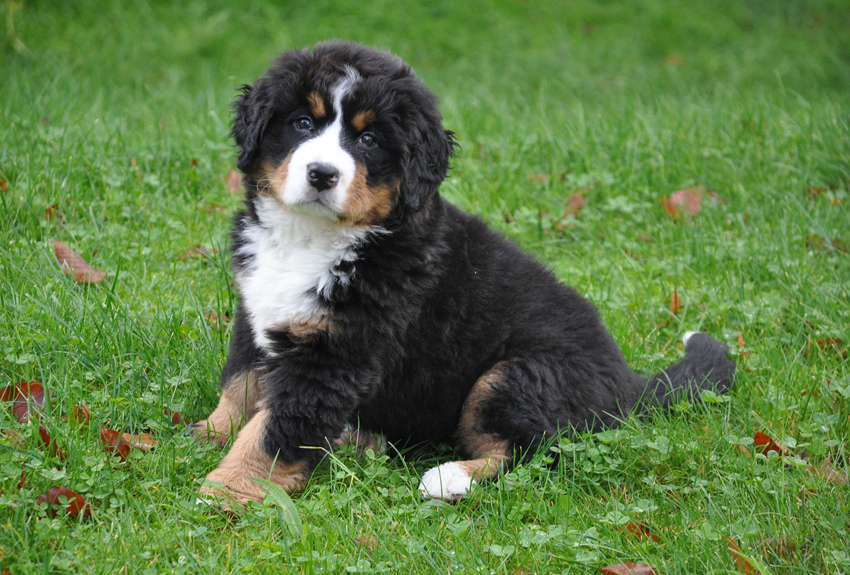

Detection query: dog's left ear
(230, 82), (275, 175)
(402, 117), (458, 211)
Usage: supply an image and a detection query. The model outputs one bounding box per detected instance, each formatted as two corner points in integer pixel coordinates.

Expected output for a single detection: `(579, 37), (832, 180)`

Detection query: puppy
(194, 41), (735, 506)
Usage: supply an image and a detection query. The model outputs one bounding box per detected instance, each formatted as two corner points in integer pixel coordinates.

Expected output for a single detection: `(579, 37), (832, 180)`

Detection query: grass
(1, 0), (849, 573)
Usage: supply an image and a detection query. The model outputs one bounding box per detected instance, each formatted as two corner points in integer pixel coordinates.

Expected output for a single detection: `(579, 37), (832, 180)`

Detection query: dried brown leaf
(809, 458), (849, 484)
(0, 177), (7, 194)
(38, 426), (66, 460)
(177, 245), (213, 260)
(726, 538), (759, 575)
(226, 169), (242, 194)
(564, 191), (585, 218)
(624, 521), (660, 542)
(600, 563), (657, 575)
(163, 408), (190, 426)
(100, 428), (132, 461)
(52, 241), (106, 283)
(2, 381), (47, 422)
(36, 486), (91, 518)
(70, 404), (91, 426)
(528, 173), (550, 182)
(756, 537), (796, 559)
(668, 187), (704, 216)
(753, 431), (789, 457)
(122, 432), (159, 452)
(353, 535), (377, 552)
(670, 290), (682, 315)
(18, 470), (27, 489)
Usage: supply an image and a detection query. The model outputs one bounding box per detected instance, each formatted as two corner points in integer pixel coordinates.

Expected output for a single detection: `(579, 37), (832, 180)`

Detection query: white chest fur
(235, 196), (366, 352)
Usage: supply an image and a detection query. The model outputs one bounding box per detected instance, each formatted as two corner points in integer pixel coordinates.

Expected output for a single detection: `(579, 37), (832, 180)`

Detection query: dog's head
(231, 41), (456, 226)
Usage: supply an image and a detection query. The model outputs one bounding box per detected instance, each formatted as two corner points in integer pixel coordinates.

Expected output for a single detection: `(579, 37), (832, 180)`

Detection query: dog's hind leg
(192, 369), (264, 447)
(418, 362), (513, 501)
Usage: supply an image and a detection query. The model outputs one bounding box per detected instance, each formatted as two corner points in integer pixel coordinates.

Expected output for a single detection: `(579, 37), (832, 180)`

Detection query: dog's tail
(640, 331), (736, 411)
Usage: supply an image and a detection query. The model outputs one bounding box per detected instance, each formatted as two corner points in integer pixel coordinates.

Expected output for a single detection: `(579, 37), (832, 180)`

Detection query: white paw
(418, 462), (475, 501)
(683, 331), (700, 346)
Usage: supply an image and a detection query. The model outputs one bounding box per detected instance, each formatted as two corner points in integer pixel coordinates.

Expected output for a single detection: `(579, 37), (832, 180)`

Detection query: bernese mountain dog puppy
(194, 40), (735, 506)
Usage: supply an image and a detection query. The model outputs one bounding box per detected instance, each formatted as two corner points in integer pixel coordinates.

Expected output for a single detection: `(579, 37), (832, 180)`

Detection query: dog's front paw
(199, 467), (267, 510)
(190, 419), (232, 448)
(418, 462), (475, 502)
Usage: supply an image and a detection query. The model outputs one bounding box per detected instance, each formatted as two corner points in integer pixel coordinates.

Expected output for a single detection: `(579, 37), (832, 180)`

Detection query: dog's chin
(281, 193), (342, 222)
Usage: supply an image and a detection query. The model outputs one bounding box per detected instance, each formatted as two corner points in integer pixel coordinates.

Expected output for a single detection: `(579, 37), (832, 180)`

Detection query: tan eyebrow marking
(307, 92), (326, 118)
(352, 110), (376, 132)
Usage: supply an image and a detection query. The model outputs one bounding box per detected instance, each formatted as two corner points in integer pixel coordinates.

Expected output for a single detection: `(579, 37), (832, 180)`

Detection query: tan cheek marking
(193, 370), (265, 447)
(201, 409), (309, 507)
(259, 155), (292, 204)
(340, 165), (399, 226)
(352, 110), (376, 132)
(307, 92), (326, 118)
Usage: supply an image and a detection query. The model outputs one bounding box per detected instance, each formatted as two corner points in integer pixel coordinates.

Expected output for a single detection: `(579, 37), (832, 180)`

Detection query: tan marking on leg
(457, 451), (510, 482)
(258, 156), (292, 202)
(307, 92), (326, 118)
(339, 166), (398, 226)
(193, 370), (263, 447)
(458, 361), (512, 458)
(351, 110), (375, 132)
(419, 362), (515, 501)
(200, 409), (309, 508)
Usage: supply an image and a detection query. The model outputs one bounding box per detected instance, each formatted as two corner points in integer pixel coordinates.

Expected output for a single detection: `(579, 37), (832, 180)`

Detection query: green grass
(2, 0), (849, 573)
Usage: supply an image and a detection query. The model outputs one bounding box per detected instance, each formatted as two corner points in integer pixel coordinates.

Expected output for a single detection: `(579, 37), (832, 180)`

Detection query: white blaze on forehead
(281, 68), (361, 215)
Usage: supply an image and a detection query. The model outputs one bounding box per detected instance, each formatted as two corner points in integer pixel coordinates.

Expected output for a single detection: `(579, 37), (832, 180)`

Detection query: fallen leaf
(177, 245), (213, 261)
(52, 241), (107, 283)
(556, 191), (586, 231)
(38, 426), (66, 460)
(0, 177), (7, 193)
(36, 486), (91, 518)
(670, 290), (682, 315)
(18, 470), (27, 489)
(753, 431), (789, 457)
(2, 381), (48, 422)
(664, 53), (684, 66)
(3, 567), (11, 575)
(2, 429), (26, 449)
(600, 563), (657, 575)
(756, 537), (796, 559)
(809, 458), (848, 484)
(726, 538), (758, 575)
(738, 332), (748, 359)
(807, 235), (850, 255)
(529, 173), (550, 182)
(815, 338), (848, 360)
(624, 521), (661, 542)
(226, 169), (242, 194)
(122, 432), (159, 452)
(100, 429), (132, 461)
(353, 535), (376, 552)
(163, 408), (190, 426)
(668, 187), (704, 216)
(204, 310), (231, 327)
(70, 404), (91, 426)
(734, 444), (750, 456)
(44, 203), (61, 219)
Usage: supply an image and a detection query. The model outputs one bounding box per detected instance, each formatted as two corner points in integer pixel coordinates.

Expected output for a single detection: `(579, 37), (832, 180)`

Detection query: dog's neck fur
(233, 194), (368, 353)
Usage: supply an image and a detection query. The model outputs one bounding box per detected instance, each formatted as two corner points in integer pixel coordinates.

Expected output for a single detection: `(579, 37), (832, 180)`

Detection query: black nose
(307, 163), (340, 192)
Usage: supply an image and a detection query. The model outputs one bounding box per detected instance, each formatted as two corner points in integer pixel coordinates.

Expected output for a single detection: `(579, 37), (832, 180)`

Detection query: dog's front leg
(199, 354), (367, 508)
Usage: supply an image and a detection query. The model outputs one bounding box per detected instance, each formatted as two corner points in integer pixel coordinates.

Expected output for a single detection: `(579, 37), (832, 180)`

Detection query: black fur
(218, 41), (735, 477)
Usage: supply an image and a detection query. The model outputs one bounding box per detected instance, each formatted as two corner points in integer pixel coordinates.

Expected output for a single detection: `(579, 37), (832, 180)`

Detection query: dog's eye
(294, 116), (314, 131)
(359, 132), (376, 147)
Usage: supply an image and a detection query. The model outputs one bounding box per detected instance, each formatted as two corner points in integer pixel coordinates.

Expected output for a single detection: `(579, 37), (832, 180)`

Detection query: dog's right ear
(230, 82), (275, 175)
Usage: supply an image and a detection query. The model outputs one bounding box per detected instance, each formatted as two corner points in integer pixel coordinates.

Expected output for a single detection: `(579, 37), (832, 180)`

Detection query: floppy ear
(402, 121), (458, 211)
(230, 82), (275, 174)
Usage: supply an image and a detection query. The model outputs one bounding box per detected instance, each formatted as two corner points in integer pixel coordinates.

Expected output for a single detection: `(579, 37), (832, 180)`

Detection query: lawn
(1, 0), (849, 573)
